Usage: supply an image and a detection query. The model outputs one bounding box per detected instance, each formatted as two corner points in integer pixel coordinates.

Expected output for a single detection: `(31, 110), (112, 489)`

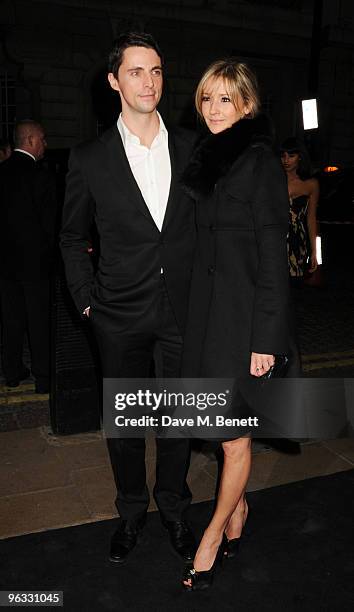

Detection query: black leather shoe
(6, 367), (30, 388)
(163, 520), (196, 562)
(109, 518), (145, 564)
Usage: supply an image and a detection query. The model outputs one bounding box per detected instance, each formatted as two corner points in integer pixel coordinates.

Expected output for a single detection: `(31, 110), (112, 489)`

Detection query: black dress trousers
(0, 279), (50, 383)
(91, 275), (192, 522)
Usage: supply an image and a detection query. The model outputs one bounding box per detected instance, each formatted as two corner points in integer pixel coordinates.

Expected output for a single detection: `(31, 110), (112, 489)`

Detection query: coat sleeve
(249, 147), (291, 355)
(60, 146), (95, 314)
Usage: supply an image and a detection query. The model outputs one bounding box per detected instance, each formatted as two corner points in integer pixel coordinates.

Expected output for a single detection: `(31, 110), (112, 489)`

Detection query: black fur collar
(181, 114), (274, 199)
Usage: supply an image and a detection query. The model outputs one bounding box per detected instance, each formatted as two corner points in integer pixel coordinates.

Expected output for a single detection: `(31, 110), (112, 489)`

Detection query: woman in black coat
(181, 59), (292, 590)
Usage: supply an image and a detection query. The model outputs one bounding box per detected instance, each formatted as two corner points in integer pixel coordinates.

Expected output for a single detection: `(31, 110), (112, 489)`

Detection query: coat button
(208, 266), (215, 274)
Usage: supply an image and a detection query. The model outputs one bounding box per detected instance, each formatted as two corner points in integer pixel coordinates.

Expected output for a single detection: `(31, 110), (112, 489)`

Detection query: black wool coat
(181, 115), (295, 379)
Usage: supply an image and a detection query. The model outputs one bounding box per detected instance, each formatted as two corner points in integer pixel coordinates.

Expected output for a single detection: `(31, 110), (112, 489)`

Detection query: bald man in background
(0, 120), (57, 392)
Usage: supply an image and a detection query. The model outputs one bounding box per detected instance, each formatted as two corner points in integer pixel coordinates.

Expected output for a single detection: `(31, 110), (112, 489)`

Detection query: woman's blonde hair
(195, 58), (260, 119)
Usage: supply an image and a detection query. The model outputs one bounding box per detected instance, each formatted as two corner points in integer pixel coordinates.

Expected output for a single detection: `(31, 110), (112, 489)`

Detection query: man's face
(29, 129), (47, 160)
(108, 46), (163, 118)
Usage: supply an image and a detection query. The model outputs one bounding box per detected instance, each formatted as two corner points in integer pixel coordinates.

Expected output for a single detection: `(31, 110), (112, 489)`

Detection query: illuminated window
(302, 99), (318, 130)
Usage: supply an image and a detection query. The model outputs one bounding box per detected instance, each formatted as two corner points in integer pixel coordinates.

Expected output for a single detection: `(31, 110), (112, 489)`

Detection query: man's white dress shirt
(14, 149), (36, 161)
(117, 112), (171, 231)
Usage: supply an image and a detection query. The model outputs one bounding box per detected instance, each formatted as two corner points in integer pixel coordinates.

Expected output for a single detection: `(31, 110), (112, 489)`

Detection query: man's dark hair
(108, 32), (163, 77)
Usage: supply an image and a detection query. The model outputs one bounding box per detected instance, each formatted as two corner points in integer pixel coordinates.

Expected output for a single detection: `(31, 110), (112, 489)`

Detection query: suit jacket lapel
(161, 131), (181, 233)
(100, 127), (158, 228)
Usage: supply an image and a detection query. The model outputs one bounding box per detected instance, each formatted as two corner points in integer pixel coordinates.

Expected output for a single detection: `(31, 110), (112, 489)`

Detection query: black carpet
(2, 470), (354, 612)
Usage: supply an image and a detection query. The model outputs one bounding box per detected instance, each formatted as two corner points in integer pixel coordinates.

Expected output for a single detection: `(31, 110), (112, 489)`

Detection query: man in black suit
(60, 33), (196, 564)
(0, 120), (57, 392)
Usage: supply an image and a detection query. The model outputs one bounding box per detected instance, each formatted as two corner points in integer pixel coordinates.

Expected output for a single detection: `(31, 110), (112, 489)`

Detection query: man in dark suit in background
(60, 33), (196, 564)
(0, 120), (57, 392)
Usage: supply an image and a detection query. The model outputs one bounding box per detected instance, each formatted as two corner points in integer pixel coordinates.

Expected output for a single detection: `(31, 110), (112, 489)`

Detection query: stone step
(0, 381), (49, 432)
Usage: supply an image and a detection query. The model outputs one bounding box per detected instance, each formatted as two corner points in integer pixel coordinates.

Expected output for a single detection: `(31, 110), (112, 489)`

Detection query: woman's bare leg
(224, 488), (249, 540)
(183, 436), (251, 585)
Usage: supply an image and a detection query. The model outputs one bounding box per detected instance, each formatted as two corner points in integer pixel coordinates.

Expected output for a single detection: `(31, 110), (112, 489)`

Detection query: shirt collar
(117, 111), (168, 147)
(14, 148), (36, 161)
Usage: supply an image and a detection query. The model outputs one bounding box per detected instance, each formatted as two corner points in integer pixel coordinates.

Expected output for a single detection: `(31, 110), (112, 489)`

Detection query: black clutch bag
(261, 355), (289, 379)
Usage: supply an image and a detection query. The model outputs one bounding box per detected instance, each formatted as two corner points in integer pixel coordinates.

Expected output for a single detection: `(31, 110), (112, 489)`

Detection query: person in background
(280, 137), (319, 282)
(0, 120), (57, 392)
(0, 139), (11, 162)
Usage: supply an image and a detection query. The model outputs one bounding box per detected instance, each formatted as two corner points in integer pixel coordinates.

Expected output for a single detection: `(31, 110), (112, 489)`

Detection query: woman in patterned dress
(280, 138), (319, 280)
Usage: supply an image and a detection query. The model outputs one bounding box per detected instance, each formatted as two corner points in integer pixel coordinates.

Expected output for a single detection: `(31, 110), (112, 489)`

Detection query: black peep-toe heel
(182, 538), (226, 591)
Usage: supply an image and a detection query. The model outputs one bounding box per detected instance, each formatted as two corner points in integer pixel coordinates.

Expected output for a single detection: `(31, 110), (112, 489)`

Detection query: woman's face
(281, 151), (300, 173)
(201, 77), (249, 134)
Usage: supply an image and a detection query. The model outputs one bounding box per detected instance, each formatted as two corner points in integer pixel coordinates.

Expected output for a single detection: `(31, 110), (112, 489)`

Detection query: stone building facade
(1, 0), (354, 166)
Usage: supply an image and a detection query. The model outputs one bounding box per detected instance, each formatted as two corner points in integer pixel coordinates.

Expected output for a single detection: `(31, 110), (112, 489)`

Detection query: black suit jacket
(0, 151), (57, 281)
(60, 125), (196, 334)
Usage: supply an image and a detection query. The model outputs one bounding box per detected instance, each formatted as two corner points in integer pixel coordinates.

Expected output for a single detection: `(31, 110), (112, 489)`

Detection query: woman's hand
(308, 253), (318, 273)
(250, 352), (275, 377)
